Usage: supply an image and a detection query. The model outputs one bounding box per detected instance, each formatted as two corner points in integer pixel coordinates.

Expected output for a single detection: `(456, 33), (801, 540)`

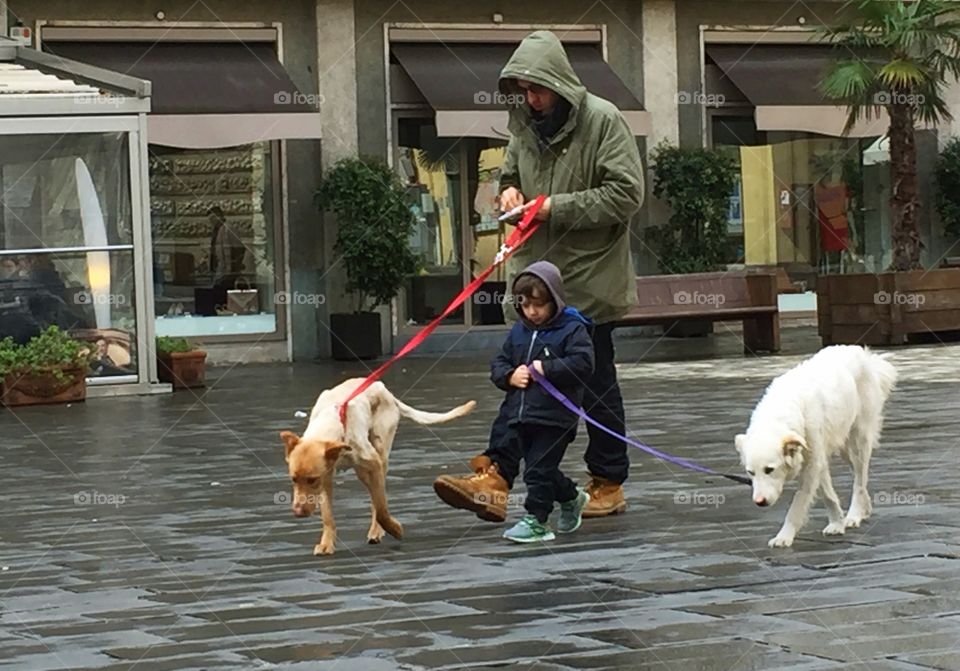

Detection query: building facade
(2, 0), (955, 371)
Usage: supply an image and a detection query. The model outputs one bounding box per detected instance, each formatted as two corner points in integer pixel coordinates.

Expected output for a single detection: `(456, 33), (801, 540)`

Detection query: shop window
(0, 132), (138, 379)
(149, 142), (281, 337)
(396, 119), (465, 326)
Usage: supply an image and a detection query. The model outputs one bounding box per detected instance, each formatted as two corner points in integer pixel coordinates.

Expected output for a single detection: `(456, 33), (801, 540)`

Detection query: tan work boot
(582, 475), (627, 518)
(433, 455), (508, 522)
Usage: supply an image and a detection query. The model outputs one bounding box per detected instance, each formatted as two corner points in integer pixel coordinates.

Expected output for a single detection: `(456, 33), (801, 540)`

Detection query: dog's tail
(395, 398), (477, 425)
(865, 348), (898, 398)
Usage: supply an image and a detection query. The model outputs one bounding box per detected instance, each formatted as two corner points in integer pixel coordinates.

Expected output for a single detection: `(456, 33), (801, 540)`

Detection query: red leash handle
(338, 194), (546, 426)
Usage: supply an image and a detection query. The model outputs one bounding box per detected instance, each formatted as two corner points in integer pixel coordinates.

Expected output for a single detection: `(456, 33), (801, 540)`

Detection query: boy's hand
(531, 360), (545, 376)
(509, 365), (531, 388)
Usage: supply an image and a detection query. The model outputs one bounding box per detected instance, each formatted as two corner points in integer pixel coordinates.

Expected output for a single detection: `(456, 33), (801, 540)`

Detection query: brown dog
(281, 378), (475, 556)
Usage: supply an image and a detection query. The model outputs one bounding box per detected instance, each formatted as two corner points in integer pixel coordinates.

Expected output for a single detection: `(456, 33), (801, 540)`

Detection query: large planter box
(330, 312), (382, 360)
(1, 366), (87, 407)
(818, 269), (960, 345)
(157, 350), (207, 389)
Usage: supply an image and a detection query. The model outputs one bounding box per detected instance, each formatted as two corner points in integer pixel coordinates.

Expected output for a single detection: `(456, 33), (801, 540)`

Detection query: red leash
(338, 195), (546, 426)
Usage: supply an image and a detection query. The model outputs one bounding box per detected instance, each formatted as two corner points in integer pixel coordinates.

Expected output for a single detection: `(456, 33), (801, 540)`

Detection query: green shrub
(156, 336), (195, 355)
(937, 137), (960, 239)
(649, 143), (738, 274)
(0, 326), (92, 382)
(315, 157), (420, 312)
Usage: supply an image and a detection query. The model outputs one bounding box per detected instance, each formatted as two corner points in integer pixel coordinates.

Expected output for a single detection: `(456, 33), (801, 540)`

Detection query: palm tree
(819, 0), (960, 270)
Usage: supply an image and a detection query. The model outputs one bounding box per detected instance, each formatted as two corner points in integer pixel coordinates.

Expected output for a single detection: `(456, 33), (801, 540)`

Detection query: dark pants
(486, 323), (630, 487)
(514, 424), (578, 523)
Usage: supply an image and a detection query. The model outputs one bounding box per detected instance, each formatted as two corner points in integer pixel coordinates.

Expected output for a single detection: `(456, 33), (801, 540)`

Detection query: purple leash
(530, 368), (752, 486)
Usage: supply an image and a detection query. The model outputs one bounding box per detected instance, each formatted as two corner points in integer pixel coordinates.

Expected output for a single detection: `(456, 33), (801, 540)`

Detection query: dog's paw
(378, 516), (403, 540)
(367, 528), (385, 544)
(313, 541), (335, 556)
(842, 515), (863, 529)
(768, 534), (795, 548)
(822, 521), (846, 536)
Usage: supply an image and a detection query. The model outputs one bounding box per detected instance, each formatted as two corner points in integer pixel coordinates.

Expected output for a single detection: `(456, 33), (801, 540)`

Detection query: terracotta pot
(1, 366), (87, 407)
(157, 350), (207, 389)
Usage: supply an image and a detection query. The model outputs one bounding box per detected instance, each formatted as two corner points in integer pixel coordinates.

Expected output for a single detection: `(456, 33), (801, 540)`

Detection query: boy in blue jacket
(491, 261), (595, 543)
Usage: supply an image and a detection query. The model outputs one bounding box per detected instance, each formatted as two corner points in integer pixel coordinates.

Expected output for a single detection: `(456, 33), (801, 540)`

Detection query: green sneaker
(557, 488), (590, 534)
(502, 515), (556, 543)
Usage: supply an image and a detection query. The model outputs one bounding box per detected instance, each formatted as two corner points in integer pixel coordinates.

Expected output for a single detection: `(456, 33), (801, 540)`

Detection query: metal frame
(35, 19), (291, 348)
(0, 114), (158, 393)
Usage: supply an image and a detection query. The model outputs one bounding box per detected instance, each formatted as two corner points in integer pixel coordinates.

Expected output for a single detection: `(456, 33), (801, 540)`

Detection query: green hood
(498, 31), (587, 141)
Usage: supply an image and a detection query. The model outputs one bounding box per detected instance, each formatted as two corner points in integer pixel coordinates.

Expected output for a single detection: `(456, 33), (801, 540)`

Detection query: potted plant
(156, 336), (207, 389)
(0, 326), (92, 407)
(816, 0), (960, 345)
(315, 157), (419, 360)
(646, 143), (739, 337)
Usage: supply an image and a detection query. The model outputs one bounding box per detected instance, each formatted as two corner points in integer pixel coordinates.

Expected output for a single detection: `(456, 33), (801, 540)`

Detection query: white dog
(735, 345), (897, 548)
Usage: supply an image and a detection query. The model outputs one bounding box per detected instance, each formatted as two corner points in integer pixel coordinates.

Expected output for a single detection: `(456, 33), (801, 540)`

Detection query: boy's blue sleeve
(490, 332), (516, 391)
(541, 323), (594, 386)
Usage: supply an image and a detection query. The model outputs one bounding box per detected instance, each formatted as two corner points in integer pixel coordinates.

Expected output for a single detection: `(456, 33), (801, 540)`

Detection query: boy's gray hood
(513, 260), (566, 328)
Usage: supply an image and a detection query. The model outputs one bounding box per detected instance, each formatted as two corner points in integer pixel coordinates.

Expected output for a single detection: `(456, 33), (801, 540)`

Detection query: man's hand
(531, 360), (545, 376)
(509, 365), (531, 388)
(499, 187), (525, 213)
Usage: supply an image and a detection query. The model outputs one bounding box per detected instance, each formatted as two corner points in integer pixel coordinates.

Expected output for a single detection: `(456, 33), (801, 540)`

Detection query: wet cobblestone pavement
(3, 328), (960, 670)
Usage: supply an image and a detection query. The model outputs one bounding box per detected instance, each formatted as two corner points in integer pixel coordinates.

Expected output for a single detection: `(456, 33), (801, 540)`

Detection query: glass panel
(711, 115), (891, 277)
(396, 119), (464, 326)
(0, 132), (132, 250)
(0, 250), (139, 379)
(149, 142), (279, 337)
(468, 142), (510, 325)
(765, 132), (879, 274)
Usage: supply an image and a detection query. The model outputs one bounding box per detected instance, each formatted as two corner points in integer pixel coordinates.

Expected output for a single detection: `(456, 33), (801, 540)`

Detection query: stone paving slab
(2, 333), (960, 669)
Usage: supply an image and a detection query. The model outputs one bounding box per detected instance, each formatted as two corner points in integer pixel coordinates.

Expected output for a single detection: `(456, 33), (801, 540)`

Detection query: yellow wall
(740, 145), (778, 265)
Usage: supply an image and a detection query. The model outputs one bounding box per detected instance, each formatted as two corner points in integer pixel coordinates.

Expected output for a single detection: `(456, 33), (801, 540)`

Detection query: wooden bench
(615, 270), (781, 353)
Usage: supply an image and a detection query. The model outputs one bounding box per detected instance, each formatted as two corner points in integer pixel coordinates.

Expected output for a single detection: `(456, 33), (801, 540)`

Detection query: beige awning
(148, 113), (321, 149)
(755, 105), (889, 138)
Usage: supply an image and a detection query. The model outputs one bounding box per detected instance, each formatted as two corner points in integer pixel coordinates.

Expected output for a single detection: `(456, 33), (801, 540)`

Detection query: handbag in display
(226, 277), (259, 315)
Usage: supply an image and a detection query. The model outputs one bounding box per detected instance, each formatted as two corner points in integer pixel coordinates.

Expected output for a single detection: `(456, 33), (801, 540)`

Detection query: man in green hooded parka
(434, 30), (645, 520)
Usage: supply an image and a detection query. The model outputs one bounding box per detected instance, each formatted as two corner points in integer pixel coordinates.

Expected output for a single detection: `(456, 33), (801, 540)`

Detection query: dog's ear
(735, 433), (746, 457)
(280, 431), (300, 462)
(780, 432), (807, 460)
(323, 441), (352, 463)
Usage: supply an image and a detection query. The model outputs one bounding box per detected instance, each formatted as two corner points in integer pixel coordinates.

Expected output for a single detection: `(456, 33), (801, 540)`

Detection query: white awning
(147, 113), (322, 149)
